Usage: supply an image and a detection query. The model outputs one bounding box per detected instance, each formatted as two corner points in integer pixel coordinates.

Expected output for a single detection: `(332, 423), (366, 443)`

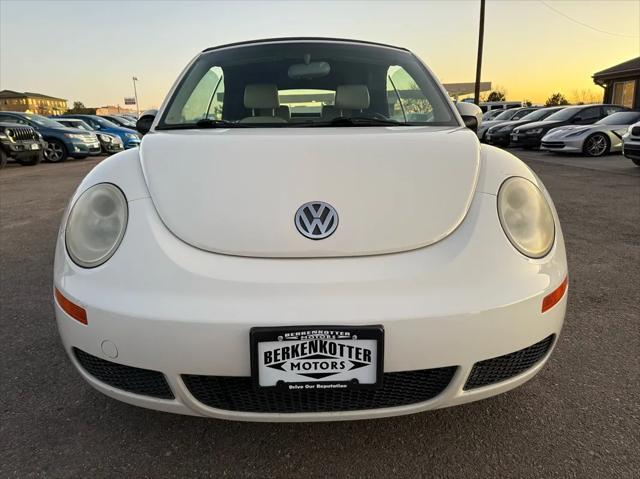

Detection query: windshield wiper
(297, 116), (406, 127)
(156, 119), (248, 130)
(195, 118), (248, 128)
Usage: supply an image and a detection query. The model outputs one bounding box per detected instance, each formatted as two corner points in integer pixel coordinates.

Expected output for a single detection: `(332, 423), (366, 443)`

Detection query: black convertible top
(202, 37), (408, 53)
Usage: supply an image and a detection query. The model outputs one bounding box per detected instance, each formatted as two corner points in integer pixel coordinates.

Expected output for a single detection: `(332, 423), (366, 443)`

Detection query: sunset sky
(1, 0), (638, 109)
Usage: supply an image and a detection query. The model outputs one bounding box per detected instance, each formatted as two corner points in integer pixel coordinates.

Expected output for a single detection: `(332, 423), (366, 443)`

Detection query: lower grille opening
(73, 348), (174, 399)
(464, 335), (555, 390)
(183, 367), (457, 413)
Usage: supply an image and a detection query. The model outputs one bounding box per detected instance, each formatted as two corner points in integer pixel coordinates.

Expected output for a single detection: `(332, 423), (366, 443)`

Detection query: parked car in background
(511, 104), (627, 149)
(622, 121), (640, 166)
(476, 107), (538, 141)
(541, 111), (640, 157)
(54, 118), (124, 155)
(472, 100), (523, 113)
(0, 112), (101, 162)
(60, 114), (141, 149)
(485, 106), (566, 147)
(0, 122), (43, 168)
(482, 109), (505, 121)
(99, 115), (137, 129)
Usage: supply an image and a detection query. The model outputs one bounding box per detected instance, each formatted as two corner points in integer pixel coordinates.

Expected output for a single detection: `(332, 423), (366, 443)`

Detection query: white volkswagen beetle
(54, 38), (568, 421)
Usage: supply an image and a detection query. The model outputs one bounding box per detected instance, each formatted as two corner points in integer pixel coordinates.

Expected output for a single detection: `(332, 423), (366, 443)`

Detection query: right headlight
(497, 177), (555, 258)
(65, 183), (128, 268)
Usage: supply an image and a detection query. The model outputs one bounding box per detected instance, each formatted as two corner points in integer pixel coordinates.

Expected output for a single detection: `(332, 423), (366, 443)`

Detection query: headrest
(335, 85), (370, 110)
(321, 105), (339, 120)
(244, 84), (280, 110)
(275, 105), (290, 120)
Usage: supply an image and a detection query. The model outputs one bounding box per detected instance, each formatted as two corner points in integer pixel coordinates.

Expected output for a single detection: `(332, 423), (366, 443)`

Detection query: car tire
(44, 140), (68, 163)
(0, 149), (7, 169)
(583, 133), (610, 157)
(631, 157), (640, 167)
(16, 152), (42, 166)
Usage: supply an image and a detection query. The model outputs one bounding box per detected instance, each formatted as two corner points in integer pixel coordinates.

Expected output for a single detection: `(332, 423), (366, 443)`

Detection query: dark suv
(0, 122), (43, 168)
(511, 104), (626, 149)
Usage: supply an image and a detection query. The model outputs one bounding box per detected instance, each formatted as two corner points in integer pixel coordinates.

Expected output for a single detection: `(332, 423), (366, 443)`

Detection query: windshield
(90, 117), (120, 128)
(493, 109), (520, 121)
(115, 117), (136, 126)
(545, 107), (581, 121)
(159, 41), (457, 128)
(23, 114), (64, 128)
(520, 107), (561, 122)
(66, 120), (92, 131)
(596, 111), (640, 125)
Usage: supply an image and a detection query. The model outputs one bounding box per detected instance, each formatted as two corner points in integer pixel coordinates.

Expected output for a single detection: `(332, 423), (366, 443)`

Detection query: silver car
(540, 111), (640, 157)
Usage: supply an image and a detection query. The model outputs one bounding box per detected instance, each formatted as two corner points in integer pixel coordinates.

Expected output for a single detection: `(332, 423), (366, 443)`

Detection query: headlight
(64, 133), (85, 139)
(498, 125), (513, 133)
(526, 128), (543, 135)
(497, 177), (555, 258)
(125, 133), (139, 139)
(0, 128), (9, 140)
(65, 183), (128, 268)
(98, 134), (113, 143)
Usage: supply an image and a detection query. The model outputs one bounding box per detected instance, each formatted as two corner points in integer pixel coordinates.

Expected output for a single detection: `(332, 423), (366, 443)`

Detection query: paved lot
(1, 150), (639, 478)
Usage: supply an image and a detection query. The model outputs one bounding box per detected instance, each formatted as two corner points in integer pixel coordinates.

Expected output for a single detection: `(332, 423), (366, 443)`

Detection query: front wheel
(0, 149), (7, 169)
(583, 133), (610, 157)
(630, 157), (640, 167)
(44, 140), (68, 163)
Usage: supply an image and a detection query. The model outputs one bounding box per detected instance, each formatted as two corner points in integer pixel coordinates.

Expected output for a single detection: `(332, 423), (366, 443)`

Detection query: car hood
(545, 123), (628, 138)
(139, 127), (480, 258)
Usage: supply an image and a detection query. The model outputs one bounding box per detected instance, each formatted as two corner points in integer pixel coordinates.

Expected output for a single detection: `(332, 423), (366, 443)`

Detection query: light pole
(132, 76), (140, 116)
(474, 0), (486, 105)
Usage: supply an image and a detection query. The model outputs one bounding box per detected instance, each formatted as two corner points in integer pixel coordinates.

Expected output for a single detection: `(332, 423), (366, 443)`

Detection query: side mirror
(136, 110), (157, 135)
(456, 102), (482, 132)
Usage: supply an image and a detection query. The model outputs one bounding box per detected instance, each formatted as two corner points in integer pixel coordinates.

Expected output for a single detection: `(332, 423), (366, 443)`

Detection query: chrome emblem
(295, 201), (338, 240)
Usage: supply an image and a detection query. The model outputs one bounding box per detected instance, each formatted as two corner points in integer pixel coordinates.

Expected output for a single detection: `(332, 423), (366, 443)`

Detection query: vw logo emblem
(295, 201), (338, 240)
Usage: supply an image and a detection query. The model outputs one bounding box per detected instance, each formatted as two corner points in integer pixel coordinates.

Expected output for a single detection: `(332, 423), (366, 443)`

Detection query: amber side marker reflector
(55, 288), (88, 325)
(542, 277), (568, 313)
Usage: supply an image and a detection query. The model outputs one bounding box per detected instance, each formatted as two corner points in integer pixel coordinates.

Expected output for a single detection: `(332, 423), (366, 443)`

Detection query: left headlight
(98, 134), (113, 142)
(65, 183), (128, 268)
(497, 177), (555, 259)
(125, 133), (140, 140)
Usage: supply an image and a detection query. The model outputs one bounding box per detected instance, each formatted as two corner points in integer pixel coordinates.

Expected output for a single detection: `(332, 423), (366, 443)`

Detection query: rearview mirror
(456, 102), (482, 132)
(136, 110), (157, 135)
(288, 61), (330, 80)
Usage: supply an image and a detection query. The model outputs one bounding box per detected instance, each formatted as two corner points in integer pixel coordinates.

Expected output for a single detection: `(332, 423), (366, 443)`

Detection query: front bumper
(485, 130), (511, 146)
(540, 138), (583, 153)
(623, 140), (640, 160)
(1, 139), (43, 157)
(67, 139), (102, 157)
(510, 132), (543, 148)
(123, 138), (141, 149)
(54, 192), (567, 421)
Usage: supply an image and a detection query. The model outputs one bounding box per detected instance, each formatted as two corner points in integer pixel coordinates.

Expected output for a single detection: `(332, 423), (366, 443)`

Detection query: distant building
(593, 57), (640, 109)
(0, 90), (67, 115)
(95, 105), (137, 115)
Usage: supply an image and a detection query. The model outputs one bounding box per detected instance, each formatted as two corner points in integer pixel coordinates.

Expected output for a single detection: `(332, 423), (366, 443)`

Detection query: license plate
(511, 134), (519, 141)
(30, 143), (40, 150)
(251, 325), (384, 390)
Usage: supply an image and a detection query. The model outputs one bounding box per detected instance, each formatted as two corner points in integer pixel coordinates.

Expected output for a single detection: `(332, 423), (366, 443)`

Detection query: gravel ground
(1, 151), (638, 478)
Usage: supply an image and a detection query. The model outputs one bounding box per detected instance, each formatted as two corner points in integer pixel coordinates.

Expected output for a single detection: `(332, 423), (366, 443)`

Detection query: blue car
(59, 114), (141, 149)
(0, 111), (101, 162)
